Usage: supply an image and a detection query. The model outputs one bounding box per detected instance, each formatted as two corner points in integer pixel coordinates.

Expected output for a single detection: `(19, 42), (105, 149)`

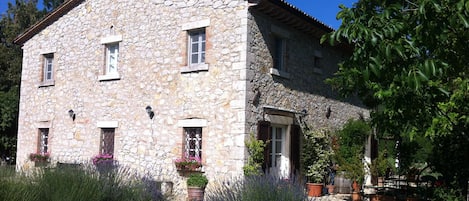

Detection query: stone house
(14, 0), (368, 195)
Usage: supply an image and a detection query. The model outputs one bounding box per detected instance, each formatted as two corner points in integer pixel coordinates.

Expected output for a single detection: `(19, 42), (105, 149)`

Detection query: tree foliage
(322, 0), (468, 196)
(0, 0), (45, 161)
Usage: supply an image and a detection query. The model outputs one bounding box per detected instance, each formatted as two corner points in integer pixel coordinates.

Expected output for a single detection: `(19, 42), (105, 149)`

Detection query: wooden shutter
(290, 124), (301, 175)
(257, 121), (271, 171)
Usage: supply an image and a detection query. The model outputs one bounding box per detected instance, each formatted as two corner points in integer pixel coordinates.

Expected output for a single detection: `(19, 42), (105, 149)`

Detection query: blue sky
(0, 0), (357, 29)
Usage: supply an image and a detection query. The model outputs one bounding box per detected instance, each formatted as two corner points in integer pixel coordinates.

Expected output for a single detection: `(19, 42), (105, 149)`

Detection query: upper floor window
(99, 35), (122, 81)
(106, 43), (119, 75)
(188, 29), (206, 66)
(43, 54), (54, 81)
(39, 52), (55, 87)
(180, 19), (210, 73)
(184, 127), (202, 159)
(273, 37), (286, 71)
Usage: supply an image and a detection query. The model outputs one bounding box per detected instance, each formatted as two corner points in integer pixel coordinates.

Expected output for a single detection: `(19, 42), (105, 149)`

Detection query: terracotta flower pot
(306, 183), (323, 197)
(352, 191), (361, 201)
(187, 186), (205, 201)
(352, 180), (360, 192)
(326, 184), (335, 195)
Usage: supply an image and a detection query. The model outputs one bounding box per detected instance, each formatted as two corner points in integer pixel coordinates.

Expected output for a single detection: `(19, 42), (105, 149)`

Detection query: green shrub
(187, 173), (208, 188)
(205, 174), (306, 201)
(243, 133), (265, 176)
(0, 164), (166, 201)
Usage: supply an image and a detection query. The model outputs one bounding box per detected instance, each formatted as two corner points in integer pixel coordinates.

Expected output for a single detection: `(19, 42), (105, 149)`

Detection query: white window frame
(180, 19), (210, 73)
(43, 54), (54, 81)
(270, 125), (289, 177)
(106, 43), (119, 75)
(188, 29), (206, 66)
(99, 35), (122, 81)
(39, 52), (55, 87)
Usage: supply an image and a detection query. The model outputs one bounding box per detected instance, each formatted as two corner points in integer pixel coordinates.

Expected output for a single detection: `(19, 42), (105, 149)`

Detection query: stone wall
(245, 9), (369, 133)
(17, 0), (249, 196)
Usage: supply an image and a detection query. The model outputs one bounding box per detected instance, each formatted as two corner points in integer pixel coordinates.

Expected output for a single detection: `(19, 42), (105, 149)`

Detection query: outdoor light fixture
(325, 106), (331, 119)
(146, 106), (154, 119)
(68, 109), (76, 121)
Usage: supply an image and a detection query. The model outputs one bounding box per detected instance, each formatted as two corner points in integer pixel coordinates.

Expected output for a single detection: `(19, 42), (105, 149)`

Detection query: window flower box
(174, 156), (202, 175)
(29, 152), (50, 167)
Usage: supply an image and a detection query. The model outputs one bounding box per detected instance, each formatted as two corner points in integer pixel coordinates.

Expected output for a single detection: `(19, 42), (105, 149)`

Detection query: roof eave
(14, 0), (84, 45)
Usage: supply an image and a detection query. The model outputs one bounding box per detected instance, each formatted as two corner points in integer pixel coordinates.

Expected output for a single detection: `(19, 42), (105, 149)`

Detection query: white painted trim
(97, 121), (119, 128)
(271, 25), (290, 38)
(37, 121), (52, 128)
(270, 68), (290, 79)
(181, 19), (211, 31)
(177, 119), (208, 127)
(180, 63), (209, 73)
(98, 73), (121, 81)
(39, 48), (57, 55)
(100, 35), (123, 44)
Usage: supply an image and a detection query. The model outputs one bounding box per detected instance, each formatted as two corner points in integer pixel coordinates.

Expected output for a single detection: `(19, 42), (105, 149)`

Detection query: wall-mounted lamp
(325, 106), (331, 119)
(145, 106), (155, 119)
(68, 109), (76, 121)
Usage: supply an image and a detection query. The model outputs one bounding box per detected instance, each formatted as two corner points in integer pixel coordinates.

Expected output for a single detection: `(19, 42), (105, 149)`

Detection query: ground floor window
(184, 127), (202, 159)
(100, 128), (115, 155)
(38, 128), (49, 154)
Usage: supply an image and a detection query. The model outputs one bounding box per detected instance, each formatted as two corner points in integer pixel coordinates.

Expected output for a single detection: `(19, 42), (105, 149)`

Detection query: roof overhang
(14, 0), (84, 45)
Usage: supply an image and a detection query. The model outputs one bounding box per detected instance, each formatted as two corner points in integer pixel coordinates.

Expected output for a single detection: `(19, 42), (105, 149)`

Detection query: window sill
(180, 63), (209, 73)
(98, 74), (121, 81)
(270, 68), (290, 79)
(39, 80), (55, 87)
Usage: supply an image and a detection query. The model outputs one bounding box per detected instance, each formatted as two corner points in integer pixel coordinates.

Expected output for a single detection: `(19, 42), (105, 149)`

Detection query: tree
(322, 0), (468, 198)
(43, 0), (65, 12)
(0, 0), (44, 163)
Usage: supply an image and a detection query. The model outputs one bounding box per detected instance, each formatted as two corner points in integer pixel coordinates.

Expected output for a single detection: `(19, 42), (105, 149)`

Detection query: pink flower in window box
(174, 156), (202, 171)
(29, 152), (50, 162)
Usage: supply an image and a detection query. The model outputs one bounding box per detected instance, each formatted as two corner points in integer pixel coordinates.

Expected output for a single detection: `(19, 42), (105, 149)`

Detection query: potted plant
(334, 119), (371, 201)
(29, 152), (50, 167)
(174, 156), (202, 173)
(186, 173), (208, 201)
(370, 151), (395, 186)
(301, 128), (333, 197)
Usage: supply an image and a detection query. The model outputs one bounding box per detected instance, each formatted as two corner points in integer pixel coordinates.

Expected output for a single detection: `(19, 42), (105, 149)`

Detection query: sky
(0, 0), (357, 29)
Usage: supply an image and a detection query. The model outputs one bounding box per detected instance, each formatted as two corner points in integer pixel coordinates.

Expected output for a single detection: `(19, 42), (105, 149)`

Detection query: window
(38, 128), (49, 154)
(43, 54), (54, 81)
(188, 29), (206, 66)
(270, 125), (286, 168)
(258, 120), (300, 178)
(39, 53), (55, 86)
(100, 128), (115, 155)
(273, 37), (286, 71)
(99, 35), (122, 81)
(105, 43), (119, 75)
(313, 50), (323, 74)
(184, 127), (202, 159)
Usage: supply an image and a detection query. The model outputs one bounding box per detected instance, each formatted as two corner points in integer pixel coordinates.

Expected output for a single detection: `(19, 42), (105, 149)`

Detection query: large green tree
(0, 0), (44, 163)
(322, 0), (468, 197)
